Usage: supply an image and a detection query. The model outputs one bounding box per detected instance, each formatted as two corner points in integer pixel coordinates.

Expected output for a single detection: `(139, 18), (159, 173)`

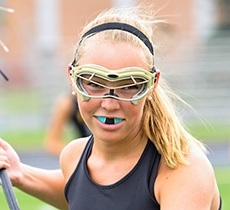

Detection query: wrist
(11, 163), (26, 188)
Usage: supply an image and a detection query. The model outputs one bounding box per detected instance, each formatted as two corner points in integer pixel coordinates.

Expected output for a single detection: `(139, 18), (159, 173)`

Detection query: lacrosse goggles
(70, 64), (156, 105)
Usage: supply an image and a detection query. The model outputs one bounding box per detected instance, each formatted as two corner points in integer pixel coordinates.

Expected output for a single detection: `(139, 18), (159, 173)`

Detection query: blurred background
(1, 0), (230, 139)
(0, 0), (230, 208)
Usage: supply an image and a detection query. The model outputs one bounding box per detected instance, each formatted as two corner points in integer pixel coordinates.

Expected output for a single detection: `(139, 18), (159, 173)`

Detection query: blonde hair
(74, 5), (159, 67)
(73, 4), (205, 169)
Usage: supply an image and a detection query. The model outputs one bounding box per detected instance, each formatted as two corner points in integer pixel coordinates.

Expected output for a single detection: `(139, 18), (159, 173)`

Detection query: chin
(95, 132), (123, 142)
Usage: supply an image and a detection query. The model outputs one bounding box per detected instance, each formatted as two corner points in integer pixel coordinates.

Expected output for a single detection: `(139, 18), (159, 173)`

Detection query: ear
(154, 71), (161, 88)
(67, 64), (74, 90)
(147, 70), (161, 99)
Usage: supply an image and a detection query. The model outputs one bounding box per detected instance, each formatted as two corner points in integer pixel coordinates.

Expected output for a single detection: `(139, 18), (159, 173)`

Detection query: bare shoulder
(155, 141), (220, 210)
(60, 136), (90, 181)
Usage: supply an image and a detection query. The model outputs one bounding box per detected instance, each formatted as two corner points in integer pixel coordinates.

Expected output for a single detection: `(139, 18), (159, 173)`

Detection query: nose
(101, 97), (120, 111)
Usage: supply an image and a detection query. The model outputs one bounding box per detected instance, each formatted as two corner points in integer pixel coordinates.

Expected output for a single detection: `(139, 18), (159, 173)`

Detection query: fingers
(0, 137), (11, 150)
(0, 147), (10, 169)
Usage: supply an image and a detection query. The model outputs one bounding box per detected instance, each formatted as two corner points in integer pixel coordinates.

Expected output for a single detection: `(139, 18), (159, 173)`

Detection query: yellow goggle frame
(70, 64), (156, 105)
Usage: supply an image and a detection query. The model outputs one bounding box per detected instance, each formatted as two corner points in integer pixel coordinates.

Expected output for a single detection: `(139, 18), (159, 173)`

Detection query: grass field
(215, 166), (230, 210)
(0, 189), (58, 209)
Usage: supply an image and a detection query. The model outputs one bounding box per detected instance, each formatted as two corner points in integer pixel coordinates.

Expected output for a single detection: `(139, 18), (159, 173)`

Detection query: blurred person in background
(44, 93), (91, 155)
(0, 4), (222, 210)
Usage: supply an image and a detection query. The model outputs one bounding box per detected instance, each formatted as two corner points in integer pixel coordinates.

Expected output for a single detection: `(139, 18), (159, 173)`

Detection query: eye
(86, 82), (104, 89)
(126, 85), (139, 90)
(121, 84), (140, 91)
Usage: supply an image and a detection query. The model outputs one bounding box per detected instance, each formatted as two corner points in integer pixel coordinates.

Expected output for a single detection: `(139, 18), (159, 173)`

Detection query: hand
(0, 138), (22, 186)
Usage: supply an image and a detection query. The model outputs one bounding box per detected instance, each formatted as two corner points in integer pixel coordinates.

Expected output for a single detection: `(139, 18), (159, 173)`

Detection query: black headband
(80, 22), (154, 55)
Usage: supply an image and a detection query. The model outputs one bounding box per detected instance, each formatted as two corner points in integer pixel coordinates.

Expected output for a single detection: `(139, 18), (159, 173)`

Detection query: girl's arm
(0, 138), (68, 209)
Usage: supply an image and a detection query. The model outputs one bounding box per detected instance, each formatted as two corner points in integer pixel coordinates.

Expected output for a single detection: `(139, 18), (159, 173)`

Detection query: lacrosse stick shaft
(0, 69), (9, 81)
(0, 169), (20, 210)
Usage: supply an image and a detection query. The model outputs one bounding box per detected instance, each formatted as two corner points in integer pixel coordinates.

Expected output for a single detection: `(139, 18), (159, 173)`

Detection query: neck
(92, 130), (148, 161)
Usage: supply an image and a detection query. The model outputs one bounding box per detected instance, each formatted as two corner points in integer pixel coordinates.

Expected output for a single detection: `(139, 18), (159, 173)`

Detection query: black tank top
(65, 136), (161, 210)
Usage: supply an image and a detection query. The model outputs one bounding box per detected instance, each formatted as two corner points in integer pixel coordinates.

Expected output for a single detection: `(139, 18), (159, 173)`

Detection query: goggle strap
(151, 67), (157, 83)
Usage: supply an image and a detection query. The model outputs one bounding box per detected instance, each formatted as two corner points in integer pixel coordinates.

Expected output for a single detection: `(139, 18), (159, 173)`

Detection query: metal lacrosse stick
(0, 169), (20, 210)
(0, 70), (20, 209)
(0, 69), (9, 81)
(0, 5), (20, 209)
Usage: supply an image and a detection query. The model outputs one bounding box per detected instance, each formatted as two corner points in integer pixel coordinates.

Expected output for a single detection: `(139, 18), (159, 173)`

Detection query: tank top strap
(64, 135), (93, 199)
